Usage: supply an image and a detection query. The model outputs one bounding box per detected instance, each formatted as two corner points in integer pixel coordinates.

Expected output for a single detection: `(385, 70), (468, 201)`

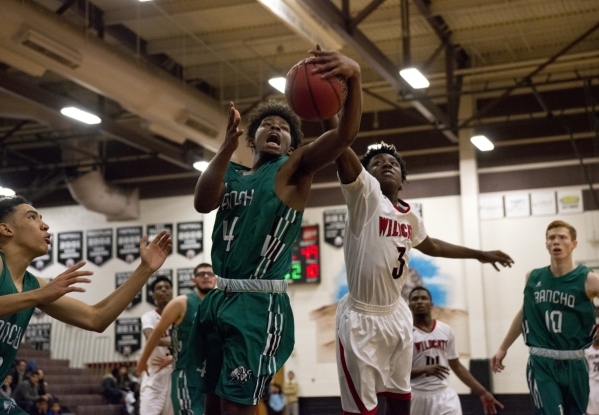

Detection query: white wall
(28, 185), (599, 396)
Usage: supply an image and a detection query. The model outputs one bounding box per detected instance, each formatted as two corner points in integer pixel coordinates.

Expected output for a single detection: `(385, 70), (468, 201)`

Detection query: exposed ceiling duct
(67, 170), (140, 221)
(0, 90), (72, 130)
(0, 0), (226, 152)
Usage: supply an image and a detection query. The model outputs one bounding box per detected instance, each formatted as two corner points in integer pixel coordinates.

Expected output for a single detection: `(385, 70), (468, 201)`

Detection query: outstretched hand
(223, 102), (244, 152)
(40, 262), (93, 304)
(140, 231), (172, 272)
(478, 250), (514, 271)
(307, 45), (360, 80)
(480, 392), (504, 415)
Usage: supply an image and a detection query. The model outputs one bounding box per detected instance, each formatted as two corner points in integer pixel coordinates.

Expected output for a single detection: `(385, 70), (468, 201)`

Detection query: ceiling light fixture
(257, 0), (343, 50)
(60, 107), (101, 125)
(399, 68), (430, 89)
(0, 187), (16, 197)
(470, 135), (494, 151)
(193, 161), (209, 172)
(268, 77), (286, 94)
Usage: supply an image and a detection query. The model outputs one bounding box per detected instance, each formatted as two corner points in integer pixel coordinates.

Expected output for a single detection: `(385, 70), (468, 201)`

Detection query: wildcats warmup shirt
(411, 320), (459, 392)
(341, 167), (427, 306)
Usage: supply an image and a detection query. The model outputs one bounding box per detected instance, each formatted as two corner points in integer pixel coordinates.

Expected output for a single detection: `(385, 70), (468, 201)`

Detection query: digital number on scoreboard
(286, 224), (321, 284)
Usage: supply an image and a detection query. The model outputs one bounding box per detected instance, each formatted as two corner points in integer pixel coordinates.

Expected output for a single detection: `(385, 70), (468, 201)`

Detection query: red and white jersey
(411, 320), (459, 392)
(586, 344), (599, 385)
(340, 167), (427, 306)
(141, 309), (171, 362)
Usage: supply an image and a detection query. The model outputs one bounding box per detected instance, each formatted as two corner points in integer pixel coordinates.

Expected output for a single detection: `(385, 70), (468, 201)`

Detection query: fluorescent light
(470, 135), (494, 151)
(0, 187), (16, 196)
(268, 77), (286, 94)
(399, 68), (430, 89)
(138, 0), (153, 2)
(193, 161), (209, 172)
(60, 107), (101, 125)
(258, 0), (343, 50)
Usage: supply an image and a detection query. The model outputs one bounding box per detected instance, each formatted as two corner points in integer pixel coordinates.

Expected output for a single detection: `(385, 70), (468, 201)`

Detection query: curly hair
(245, 100), (303, 149)
(0, 195), (30, 223)
(360, 142), (407, 182)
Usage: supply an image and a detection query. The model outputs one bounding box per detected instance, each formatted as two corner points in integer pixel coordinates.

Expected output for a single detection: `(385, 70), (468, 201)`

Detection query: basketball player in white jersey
(586, 330), (599, 415)
(408, 286), (503, 415)
(334, 142), (513, 415)
(140, 276), (174, 415)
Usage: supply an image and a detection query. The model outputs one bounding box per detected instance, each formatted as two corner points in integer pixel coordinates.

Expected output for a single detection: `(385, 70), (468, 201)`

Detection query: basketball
(285, 59), (347, 122)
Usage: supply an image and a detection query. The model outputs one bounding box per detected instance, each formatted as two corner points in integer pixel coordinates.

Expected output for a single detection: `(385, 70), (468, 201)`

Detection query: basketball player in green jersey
(491, 220), (599, 415)
(137, 263), (217, 415)
(191, 46), (362, 415)
(0, 195), (172, 415)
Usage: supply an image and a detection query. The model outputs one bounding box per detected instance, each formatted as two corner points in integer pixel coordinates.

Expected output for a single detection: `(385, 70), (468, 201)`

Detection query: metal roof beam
(300, 0), (458, 142)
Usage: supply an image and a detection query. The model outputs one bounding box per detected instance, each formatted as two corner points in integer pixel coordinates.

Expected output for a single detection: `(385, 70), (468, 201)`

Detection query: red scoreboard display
(286, 224), (321, 284)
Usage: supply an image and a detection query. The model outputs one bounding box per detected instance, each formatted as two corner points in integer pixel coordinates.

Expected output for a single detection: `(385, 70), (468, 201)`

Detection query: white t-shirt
(141, 309), (171, 362)
(340, 167), (427, 306)
(411, 320), (459, 392)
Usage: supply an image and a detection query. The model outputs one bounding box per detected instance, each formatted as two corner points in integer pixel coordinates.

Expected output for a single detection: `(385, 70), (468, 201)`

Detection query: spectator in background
(267, 384), (285, 415)
(10, 360), (27, 390)
(47, 400), (62, 415)
(1, 374), (13, 398)
(36, 369), (50, 401)
(14, 371), (50, 412)
(282, 371), (298, 415)
(27, 397), (48, 415)
(116, 365), (131, 389)
(101, 368), (124, 405)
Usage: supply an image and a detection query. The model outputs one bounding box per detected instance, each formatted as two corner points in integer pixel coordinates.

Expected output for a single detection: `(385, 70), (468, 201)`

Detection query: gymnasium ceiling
(0, 0), (598, 208)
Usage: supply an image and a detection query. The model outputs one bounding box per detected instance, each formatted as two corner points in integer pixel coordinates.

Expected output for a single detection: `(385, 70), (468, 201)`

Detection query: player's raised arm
(294, 48), (362, 175)
(39, 231), (171, 332)
(194, 102), (241, 213)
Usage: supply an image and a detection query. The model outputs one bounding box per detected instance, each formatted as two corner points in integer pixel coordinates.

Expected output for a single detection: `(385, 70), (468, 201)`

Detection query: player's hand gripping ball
(285, 59), (347, 122)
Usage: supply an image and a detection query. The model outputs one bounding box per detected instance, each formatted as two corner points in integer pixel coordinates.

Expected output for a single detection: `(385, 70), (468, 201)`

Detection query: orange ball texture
(285, 59), (347, 122)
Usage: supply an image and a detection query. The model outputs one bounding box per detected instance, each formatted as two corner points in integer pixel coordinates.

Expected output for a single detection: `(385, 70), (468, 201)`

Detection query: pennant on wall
(87, 228), (113, 266)
(57, 231), (83, 267)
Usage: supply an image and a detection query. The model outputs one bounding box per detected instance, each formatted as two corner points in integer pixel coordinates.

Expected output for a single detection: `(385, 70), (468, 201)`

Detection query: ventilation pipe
(67, 170), (140, 221)
(0, 0), (226, 152)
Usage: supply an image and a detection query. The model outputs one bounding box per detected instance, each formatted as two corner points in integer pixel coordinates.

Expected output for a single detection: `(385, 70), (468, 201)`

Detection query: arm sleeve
(141, 312), (155, 330)
(411, 211), (428, 248)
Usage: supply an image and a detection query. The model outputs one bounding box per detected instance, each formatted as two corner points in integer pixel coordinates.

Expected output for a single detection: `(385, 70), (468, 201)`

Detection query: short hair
(0, 195), (30, 223)
(246, 100), (303, 150)
(546, 220), (577, 241)
(408, 286), (433, 302)
(35, 397), (47, 404)
(150, 276), (172, 292)
(193, 262), (212, 275)
(360, 142), (407, 183)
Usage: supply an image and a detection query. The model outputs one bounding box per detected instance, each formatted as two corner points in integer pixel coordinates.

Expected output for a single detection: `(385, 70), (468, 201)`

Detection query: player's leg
(563, 359), (589, 415)
(383, 300), (413, 415)
(336, 296), (379, 415)
(215, 292), (294, 411)
(526, 356), (564, 415)
(204, 394), (221, 415)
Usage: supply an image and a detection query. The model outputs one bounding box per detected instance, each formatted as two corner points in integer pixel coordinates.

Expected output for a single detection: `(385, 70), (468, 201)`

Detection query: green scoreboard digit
(286, 224), (321, 284)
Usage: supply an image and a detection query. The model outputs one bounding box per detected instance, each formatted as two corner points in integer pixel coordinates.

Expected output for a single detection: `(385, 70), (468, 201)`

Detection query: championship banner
(177, 221), (203, 259)
(115, 318), (142, 357)
(147, 223), (173, 257)
(57, 231), (83, 267)
(145, 269), (173, 306)
(323, 209), (347, 247)
(177, 268), (195, 296)
(31, 233), (53, 271)
(116, 226), (142, 264)
(115, 271), (141, 310)
(86, 228), (113, 266)
(25, 323), (51, 351)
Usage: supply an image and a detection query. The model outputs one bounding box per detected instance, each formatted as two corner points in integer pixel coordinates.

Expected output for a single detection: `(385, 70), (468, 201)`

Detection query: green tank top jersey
(0, 252), (40, 383)
(522, 265), (595, 350)
(212, 158), (303, 281)
(172, 291), (201, 371)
